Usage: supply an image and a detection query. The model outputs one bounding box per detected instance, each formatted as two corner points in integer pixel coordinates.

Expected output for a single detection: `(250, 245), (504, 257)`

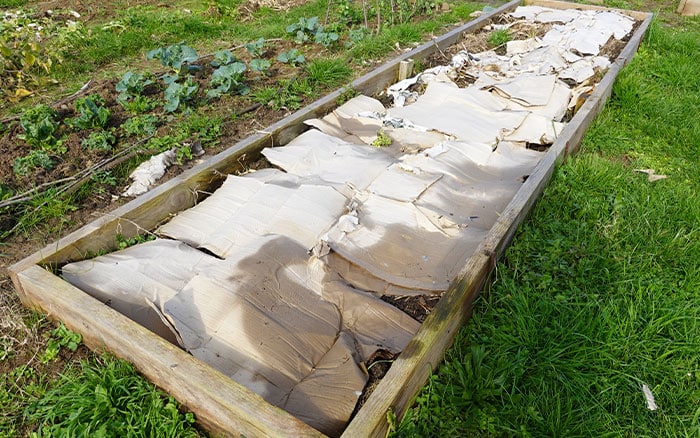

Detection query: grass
(393, 11), (700, 438)
(25, 356), (201, 437)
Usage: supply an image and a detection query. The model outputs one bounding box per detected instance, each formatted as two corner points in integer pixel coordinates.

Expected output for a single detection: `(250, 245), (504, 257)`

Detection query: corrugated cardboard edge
(677, 0), (700, 15)
(8, 2), (652, 437)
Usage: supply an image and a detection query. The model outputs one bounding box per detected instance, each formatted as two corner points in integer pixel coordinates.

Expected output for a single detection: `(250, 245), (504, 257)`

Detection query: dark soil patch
(351, 349), (399, 417)
(381, 294), (441, 323)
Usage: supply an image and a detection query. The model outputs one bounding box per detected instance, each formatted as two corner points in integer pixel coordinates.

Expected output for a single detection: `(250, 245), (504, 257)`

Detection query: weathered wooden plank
(341, 10), (653, 437)
(13, 265), (323, 438)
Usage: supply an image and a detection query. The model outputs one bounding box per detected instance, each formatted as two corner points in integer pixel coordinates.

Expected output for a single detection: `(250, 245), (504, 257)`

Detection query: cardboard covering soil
(63, 236), (419, 436)
(60, 5), (639, 434)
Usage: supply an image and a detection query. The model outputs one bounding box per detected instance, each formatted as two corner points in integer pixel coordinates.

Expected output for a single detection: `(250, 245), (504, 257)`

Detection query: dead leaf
(14, 88), (33, 99)
(634, 168), (668, 182)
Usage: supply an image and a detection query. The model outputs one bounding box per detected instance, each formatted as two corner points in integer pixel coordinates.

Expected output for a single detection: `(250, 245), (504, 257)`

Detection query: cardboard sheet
(158, 172), (348, 255)
(388, 81), (528, 146)
(63, 236), (419, 436)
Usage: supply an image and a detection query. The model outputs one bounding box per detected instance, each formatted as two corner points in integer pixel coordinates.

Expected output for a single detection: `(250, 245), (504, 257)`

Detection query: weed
(306, 58), (352, 88)
(122, 114), (159, 138)
(121, 95), (160, 114)
(487, 28), (511, 47)
(336, 84), (359, 105)
(39, 323), (81, 364)
(81, 130), (115, 152)
(175, 113), (222, 147)
(372, 130), (392, 147)
(116, 233), (155, 250)
(90, 170), (118, 188)
(0, 10), (84, 98)
(24, 356), (200, 437)
(254, 84), (302, 110)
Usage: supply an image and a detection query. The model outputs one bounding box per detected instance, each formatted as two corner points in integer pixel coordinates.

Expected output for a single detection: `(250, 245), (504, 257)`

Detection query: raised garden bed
(9, 1), (652, 436)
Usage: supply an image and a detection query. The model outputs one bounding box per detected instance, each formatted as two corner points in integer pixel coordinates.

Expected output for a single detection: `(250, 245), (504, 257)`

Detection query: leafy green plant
(244, 37), (265, 57)
(81, 130), (115, 152)
(0, 11), (84, 99)
(164, 76), (199, 112)
(206, 62), (248, 98)
(70, 95), (111, 129)
(210, 49), (238, 67)
(372, 130), (392, 147)
(120, 95), (160, 114)
(39, 322), (81, 364)
(346, 27), (369, 47)
(286, 16), (339, 47)
(146, 42), (198, 74)
(277, 48), (305, 65)
(17, 104), (64, 152)
(487, 29), (511, 47)
(90, 170), (117, 188)
(249, 58), (271, 74)
(115, 71), (154, 103)
(286, 16), (323, 44)
(122, 114), (159, 137)
(315, 30), (339, 48)
(12, 150), (54, 176)
(24, 356), (200, 437)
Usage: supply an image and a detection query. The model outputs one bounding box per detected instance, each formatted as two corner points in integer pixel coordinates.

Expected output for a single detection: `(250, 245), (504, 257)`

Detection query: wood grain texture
(9, 2), (652, 437)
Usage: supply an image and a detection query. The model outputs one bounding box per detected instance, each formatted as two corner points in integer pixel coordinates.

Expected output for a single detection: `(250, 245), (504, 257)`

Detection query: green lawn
(395, 7), (700, 437)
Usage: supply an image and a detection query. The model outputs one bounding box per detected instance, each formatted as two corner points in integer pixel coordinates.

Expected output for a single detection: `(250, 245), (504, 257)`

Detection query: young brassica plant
(277, 49), (305, 65)
(146, 42), (198, 74)
(164, 76), (199, 113)
(70, 95), (111, 130)
(244, 38), (265, 57)
(206, 62), (248, 98)
(211, 50), (238, 68)
(249, 58), (271, 74)
(115, 71), (154, 103)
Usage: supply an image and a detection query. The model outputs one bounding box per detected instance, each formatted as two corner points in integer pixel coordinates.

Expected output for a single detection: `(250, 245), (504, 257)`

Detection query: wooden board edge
(341, 9), (653, 437)
(12, 265), (325, 438)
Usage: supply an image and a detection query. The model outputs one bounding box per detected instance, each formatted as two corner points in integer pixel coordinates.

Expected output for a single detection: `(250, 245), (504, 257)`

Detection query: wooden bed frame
(9, 2), (652, 436)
